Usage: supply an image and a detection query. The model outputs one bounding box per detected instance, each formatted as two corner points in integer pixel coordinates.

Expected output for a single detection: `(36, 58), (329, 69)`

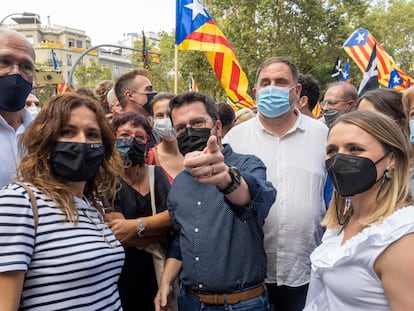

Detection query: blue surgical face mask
(410, 120), (414, 144)
(257, 85), (294, 118)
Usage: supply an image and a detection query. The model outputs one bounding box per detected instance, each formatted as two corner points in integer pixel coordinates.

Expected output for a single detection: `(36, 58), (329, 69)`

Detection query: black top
(114, 165), (170, 311)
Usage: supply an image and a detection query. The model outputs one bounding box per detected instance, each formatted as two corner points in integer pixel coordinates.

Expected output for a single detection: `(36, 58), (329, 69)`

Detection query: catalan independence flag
(189, 73), (198, 91)
(176, 0), (254, 108)
(340, 60), (350, 83)
(343, 28), (412, 90)
(52, 49), (69, 95)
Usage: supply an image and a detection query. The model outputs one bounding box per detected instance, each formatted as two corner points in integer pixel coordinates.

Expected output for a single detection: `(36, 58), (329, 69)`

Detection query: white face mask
(153, 118), (176, 141)
(27, 106), (40, 119)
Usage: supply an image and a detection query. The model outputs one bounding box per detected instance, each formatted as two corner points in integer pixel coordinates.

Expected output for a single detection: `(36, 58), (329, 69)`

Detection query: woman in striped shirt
(0, 93), (125, 310)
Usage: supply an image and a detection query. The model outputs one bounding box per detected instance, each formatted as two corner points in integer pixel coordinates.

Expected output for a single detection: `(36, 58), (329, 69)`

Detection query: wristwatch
(136, 218), (146, 237)
(218, 166), (242, 195)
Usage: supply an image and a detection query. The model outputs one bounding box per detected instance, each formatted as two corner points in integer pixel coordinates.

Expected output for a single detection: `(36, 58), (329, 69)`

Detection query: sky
(1, 0), (176, 45)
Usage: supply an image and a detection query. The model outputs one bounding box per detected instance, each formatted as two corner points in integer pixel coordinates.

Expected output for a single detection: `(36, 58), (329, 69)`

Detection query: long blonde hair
(18, 93), (123, 222)
(323, 110), (413, 229)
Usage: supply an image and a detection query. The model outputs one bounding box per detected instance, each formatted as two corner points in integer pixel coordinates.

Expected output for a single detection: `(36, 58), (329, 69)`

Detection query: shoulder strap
(149, 165), (156, 215)
(16, 182), (38, 233)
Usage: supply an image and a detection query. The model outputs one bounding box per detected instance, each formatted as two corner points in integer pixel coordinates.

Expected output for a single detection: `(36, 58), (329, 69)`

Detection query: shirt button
(197, 201), (201, 206)
(198, 284), (203, 289)
(195, 228), (199, 233)
(195, 256), (199, 261)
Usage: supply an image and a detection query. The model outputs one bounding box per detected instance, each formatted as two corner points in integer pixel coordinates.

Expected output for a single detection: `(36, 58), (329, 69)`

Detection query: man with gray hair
(0, 29), (36, 187)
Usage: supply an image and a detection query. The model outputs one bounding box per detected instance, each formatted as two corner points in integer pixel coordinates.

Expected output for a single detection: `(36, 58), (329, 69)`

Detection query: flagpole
(174, 45), (178, 94)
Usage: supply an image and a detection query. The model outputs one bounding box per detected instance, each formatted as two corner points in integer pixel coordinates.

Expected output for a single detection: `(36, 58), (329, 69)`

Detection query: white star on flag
(393, 76), (401, 84)
(342, 72), (349, 79)
(185, 0), (208, 20)
(356, 32), (365, 43)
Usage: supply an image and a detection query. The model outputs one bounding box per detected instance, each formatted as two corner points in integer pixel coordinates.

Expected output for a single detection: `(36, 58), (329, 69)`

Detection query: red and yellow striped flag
(343, 28), (412, 90)
(176, 0), (254, 108)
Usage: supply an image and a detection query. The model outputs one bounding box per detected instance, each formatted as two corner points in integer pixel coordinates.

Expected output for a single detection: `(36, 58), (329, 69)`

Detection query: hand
(183, 135), (231, 187)
(108, 218), (137, 244)
(154, 282), (173, 311)
(105, 212), (124, 222)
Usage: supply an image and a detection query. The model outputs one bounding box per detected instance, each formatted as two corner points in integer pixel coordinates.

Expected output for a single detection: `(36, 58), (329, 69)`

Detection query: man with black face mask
(0, 29), (36, 187)
(115, 69), (157, 118)
(115, 69), (158, 146)
(154, 91), (276, 311)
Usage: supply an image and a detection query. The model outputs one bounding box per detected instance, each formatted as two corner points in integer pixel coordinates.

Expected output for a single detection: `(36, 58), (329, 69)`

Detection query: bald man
(0, 29), (36, 187)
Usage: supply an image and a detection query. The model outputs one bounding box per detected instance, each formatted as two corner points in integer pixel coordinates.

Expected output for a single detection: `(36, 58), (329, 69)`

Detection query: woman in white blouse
(304, 110), (414, 311)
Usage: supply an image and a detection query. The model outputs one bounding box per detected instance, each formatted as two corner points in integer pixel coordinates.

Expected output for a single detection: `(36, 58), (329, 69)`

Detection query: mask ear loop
(335, 191), (352, 227)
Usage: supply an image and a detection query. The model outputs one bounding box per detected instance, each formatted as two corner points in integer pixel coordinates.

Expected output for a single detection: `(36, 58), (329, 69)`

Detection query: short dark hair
(356, 88), (406, 130)
(298, 74), (320, 111)
(216, 102), (235, 129)
(114, 69), (149, 108)
(254, 57), (299, 86)
(112, 112), (152, 136)
(169, 92), (219, 123)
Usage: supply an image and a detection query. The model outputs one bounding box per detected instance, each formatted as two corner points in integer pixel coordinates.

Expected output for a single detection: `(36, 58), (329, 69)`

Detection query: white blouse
(304, 205), (414, 311)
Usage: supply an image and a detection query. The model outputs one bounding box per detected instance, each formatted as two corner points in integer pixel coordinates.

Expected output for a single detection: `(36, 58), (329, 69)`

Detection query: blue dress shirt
(167, 144), (276, 293)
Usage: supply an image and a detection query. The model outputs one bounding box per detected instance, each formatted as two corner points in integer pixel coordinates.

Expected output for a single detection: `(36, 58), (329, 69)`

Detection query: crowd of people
(1, 27), (414, 311)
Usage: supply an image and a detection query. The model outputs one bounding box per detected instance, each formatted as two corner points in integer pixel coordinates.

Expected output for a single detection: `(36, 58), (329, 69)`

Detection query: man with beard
(154, 91), (276, 311)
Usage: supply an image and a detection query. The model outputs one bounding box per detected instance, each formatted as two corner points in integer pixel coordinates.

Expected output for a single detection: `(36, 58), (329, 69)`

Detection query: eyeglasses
(0, 57), (35, 80)
(116, 129), (149, 144)
(320, 99), (348, 108)
(173, 117), (212, 137)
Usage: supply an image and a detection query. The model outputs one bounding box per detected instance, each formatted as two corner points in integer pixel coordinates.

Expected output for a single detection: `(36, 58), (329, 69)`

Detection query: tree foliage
(147, 0), (413, 99)
(75, 0), (414, 100)
(74, 59), (112, 88)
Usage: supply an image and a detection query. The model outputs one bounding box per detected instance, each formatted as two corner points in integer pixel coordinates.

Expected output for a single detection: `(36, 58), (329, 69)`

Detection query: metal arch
(67, 44), (144, 87)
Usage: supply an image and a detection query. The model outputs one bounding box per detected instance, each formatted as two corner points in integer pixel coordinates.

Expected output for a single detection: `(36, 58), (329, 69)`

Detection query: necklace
(80, 203), (117, 249)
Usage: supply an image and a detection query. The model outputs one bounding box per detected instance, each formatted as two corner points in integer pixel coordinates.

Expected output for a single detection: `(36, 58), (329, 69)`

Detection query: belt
(187, 284), (264, 305)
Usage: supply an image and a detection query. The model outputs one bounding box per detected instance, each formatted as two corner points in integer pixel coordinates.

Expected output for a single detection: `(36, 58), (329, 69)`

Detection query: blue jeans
(178, 287), (270, 311)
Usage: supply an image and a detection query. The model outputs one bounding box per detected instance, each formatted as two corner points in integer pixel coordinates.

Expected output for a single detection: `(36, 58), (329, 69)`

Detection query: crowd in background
(1, 27), (414, 311)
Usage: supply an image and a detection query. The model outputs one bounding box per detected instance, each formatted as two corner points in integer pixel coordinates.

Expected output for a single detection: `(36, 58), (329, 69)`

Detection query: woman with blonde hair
(305, 110), (414, 310)
(0, 93), (125, 310)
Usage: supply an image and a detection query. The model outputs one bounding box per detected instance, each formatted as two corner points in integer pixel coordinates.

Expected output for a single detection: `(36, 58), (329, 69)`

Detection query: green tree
(145, 0), (414, 99)
(74, 59), (112, 88)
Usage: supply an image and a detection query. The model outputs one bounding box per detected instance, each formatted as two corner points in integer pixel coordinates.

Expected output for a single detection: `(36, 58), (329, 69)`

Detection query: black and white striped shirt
(0, 183), (125, 310)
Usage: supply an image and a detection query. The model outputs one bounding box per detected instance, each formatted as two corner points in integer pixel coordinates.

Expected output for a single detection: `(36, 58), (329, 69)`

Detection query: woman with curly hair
(0, 93), (125, 310)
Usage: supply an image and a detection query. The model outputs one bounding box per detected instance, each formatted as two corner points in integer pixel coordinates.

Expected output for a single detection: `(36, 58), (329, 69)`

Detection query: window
(114, 66), (120, 79)
(66, 54), (72, 66)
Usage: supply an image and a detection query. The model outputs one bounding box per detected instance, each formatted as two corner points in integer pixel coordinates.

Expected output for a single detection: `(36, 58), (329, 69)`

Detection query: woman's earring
(385, 169), (394, 180)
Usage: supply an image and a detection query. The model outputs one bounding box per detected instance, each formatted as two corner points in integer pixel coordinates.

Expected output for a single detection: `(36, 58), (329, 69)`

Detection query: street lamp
(0, 12), (37, 26)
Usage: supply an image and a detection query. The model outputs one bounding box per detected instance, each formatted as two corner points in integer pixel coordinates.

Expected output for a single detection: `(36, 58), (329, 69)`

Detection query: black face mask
(49, 142), (105, 182)
(177, 127), (211, 156)
(116, 138), (146, 167)
(324, 110), (341, 128)
(326, 153), (389, 197)
(0, 74), (32, 112)
(143, 92), (158, 114)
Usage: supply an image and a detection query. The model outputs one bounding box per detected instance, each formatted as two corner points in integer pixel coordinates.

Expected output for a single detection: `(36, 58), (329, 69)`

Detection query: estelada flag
(343, 28), (412, 90)
(189, 73), (198, 91)
(176, 0), (254, 108)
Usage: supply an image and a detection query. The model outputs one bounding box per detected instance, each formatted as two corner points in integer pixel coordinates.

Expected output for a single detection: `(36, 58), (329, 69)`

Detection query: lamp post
(0, 12), (37, 26)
